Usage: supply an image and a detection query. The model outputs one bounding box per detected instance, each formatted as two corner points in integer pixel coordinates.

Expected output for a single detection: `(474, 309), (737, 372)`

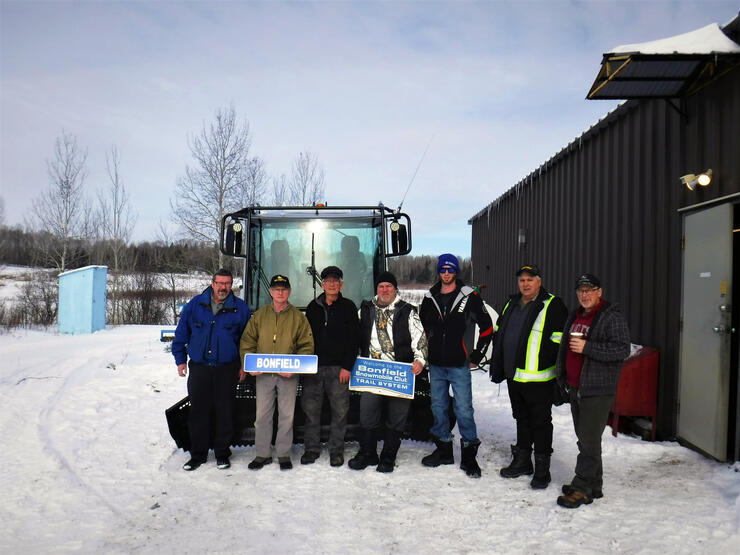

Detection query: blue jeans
(429, 364), (478, 444)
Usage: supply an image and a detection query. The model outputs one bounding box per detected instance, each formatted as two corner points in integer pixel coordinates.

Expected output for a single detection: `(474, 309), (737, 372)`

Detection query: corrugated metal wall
(470, 68), (740, 438)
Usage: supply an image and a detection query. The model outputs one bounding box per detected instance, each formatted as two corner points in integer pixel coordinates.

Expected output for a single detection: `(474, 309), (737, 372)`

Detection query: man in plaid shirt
(555, 273), (631, 508)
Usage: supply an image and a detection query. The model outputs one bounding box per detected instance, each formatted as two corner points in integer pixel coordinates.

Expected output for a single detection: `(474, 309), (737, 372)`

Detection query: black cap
(516, 264), (540, 277)
(575, 273), (601, 289)
(270, 274), (291, 288)
(320, 265), (343, 280)
(375, 271), (398, 289)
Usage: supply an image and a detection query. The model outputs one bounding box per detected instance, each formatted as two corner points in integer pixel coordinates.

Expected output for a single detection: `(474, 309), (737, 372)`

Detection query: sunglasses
(439, 267), (456, 274)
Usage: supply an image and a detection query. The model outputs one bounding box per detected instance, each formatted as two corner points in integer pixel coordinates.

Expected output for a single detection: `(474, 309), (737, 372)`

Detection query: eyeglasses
(213, 280), (232, 286)
(439, 268), (456, 274)
(576, 288), (599, 296)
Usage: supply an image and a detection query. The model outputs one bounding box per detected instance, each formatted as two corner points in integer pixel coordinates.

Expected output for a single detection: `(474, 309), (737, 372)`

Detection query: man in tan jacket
(240, 274), (314, 470)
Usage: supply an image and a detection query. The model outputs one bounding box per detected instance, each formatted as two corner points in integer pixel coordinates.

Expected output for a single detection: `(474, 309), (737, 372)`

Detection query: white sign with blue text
(244, 353), (318, 374)
(349, 357), (415, 399)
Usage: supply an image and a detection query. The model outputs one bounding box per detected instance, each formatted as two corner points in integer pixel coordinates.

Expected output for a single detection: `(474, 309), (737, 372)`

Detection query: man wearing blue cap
(419, 254), (494, 478)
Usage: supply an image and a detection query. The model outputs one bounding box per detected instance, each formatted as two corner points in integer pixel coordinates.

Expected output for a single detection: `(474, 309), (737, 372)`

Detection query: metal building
(469, 16), (740, 460)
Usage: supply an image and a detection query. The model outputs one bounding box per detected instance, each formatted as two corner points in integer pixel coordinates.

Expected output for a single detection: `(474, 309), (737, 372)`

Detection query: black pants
(569, 389), (614, 496)
(359, 391), (411, 433)
(187, 360), (239, 460)
(301, 365), (350, 454)
(507, 378), (554, 454)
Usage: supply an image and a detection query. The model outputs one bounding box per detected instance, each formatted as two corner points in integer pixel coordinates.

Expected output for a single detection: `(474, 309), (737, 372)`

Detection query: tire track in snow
(37, 354), (138, 527)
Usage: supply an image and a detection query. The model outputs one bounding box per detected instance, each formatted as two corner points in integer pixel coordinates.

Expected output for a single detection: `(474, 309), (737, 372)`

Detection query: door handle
(712, 324), (734, 334)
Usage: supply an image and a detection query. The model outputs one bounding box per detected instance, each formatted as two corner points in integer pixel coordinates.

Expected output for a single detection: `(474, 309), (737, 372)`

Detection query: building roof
(469, 13), (740, 225)
(587, 17), (740, 100)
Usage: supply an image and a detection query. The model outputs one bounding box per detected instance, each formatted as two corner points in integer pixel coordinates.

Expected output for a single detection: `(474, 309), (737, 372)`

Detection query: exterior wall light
(680, 169), (712, 191)
(697, 169), (712, 186)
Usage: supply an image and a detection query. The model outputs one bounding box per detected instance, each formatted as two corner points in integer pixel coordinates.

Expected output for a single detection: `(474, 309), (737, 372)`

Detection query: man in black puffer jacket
(555, 273), (630, 509)
(419, 254), (493, 478)
(302, 266), (360, 468)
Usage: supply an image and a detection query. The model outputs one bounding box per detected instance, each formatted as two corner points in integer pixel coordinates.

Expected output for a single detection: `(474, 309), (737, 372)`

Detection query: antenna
(397, 136), (434, 213)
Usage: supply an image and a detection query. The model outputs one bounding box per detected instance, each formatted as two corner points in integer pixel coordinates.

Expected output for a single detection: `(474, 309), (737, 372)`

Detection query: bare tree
(271, 174), (289, 206)
(157, 220), (186, 324)
(171, 105), (259, 269)
(289, 150), (326, 206)
(28, 131), (89, 271)
(240, 156), (268, 207)
(98, 146), (137, 271)
(97, 146), (137, 324)
(0, 197), (6, 255)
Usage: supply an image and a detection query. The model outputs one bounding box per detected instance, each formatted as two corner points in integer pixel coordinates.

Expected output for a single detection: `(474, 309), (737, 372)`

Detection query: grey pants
(569, 389), (615, 496)
(359, 391), (411, 433)
(301, 365), (350, 454)
(255, 373), (298, 458)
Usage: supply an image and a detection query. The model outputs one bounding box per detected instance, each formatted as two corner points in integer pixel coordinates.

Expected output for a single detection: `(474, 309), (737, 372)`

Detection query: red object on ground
(609, 347), (659, 441)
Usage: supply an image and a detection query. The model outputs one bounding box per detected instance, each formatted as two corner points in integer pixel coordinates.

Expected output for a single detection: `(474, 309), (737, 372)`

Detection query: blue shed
(58, 265), (108, 334)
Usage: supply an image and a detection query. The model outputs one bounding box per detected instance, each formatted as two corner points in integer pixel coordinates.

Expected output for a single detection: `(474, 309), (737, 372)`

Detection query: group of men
(172, 256), (630, 510)
(490, 264), (630, 508)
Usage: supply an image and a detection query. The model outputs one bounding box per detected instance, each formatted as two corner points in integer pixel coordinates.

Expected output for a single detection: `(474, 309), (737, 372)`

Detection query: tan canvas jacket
(240, 302), (314, 361)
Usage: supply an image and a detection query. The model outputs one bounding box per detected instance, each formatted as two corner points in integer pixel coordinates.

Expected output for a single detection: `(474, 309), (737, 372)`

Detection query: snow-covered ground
(2, 325), (739, 554)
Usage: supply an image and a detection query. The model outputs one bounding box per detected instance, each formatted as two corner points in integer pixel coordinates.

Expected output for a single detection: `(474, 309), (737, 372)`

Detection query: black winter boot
(377, 430), (402, 473)
(460, 439), (482, 478)
(348, 428), (379, 470)
(499, 444), (533, 478)
(530, 452), (551, 489)
(421, 439), (454, 467)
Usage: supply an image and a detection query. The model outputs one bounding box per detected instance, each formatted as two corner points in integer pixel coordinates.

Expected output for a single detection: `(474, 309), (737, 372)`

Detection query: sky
(1, 0), (738, 256)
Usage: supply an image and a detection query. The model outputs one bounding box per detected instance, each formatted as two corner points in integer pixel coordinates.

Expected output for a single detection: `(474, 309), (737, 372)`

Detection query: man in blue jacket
(172, 269), (251, 471)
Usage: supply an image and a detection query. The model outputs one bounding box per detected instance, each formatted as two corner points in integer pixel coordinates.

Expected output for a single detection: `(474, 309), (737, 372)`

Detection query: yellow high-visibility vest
(497, 294), (562, 382)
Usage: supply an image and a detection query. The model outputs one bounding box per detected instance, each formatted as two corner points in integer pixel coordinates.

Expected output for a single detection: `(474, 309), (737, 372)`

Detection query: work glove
(489, 364), (504, 384)
(553, 380), (569, 406)
(469, 349), (484, 366)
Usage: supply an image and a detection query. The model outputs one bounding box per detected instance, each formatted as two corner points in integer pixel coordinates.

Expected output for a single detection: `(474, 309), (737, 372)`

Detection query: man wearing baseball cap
(240, 274), (314, 471)
(490, 264), (568, 489)
(419, 253), (494, 478)
(301, 266), (360, 467)
(555, 273), (630, 508)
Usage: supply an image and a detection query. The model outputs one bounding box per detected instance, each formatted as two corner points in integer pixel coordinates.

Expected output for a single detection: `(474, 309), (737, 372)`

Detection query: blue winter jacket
(172, 287), (251, 367)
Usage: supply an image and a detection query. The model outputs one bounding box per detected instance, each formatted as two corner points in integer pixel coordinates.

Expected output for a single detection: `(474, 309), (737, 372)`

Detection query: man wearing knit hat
(348, 271), (428, 473)
(419, 254), (494, 478)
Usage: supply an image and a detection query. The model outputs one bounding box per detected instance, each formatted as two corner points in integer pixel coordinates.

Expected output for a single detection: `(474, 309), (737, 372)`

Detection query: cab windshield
(248, 215), (381, 310)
